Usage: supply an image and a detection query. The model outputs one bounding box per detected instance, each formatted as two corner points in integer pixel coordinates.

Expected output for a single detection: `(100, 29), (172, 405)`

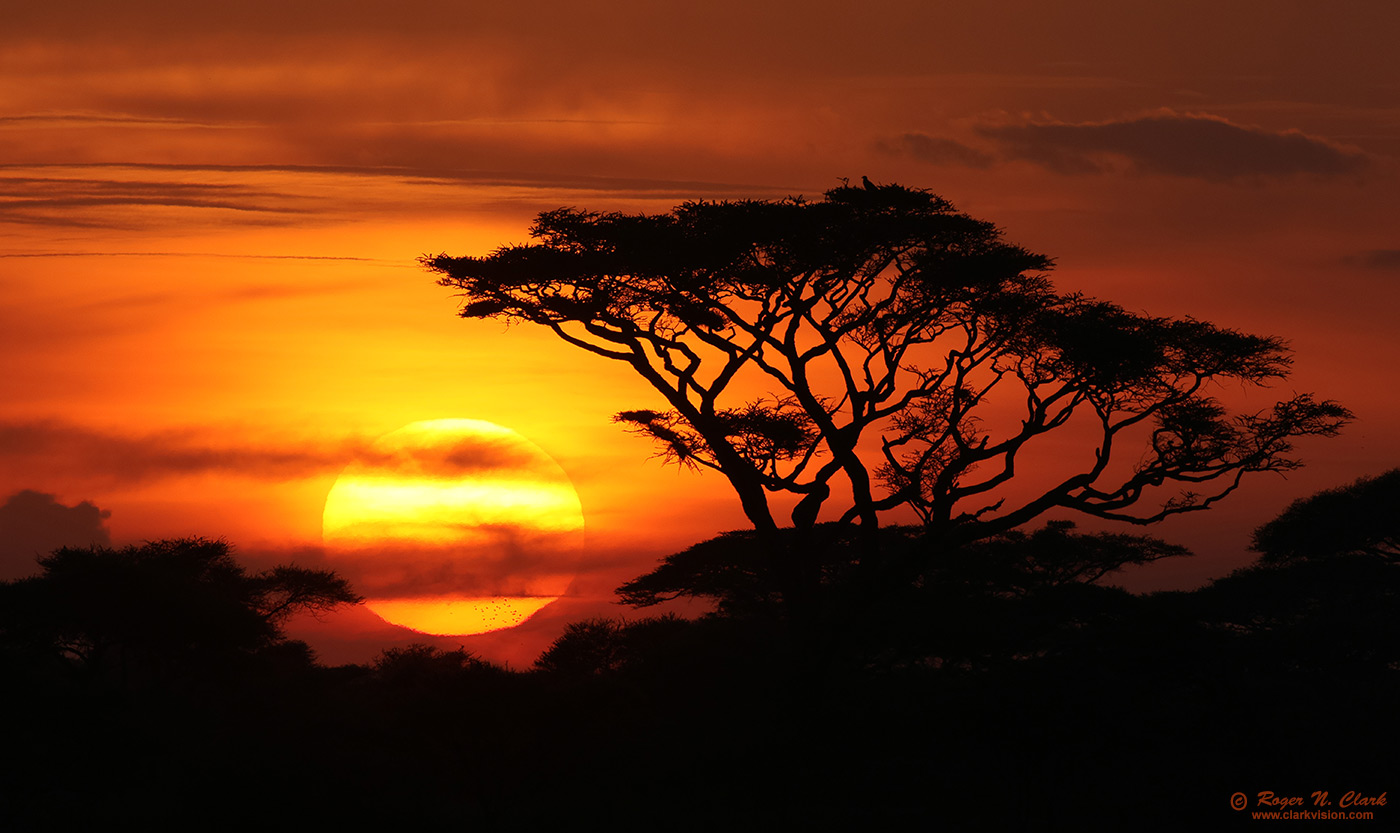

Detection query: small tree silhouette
(534, 618), (631, 676)
(1252, 468), (1400, 564)
(0, 538), (361, 686)
(1195, 471), (1400, 672)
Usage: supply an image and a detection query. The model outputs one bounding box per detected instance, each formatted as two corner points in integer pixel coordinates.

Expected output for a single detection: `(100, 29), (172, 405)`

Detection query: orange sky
(3, 1), (1398, 665)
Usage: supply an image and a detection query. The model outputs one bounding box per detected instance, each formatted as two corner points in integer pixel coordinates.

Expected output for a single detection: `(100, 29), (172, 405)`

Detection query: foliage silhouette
(619, 520), (1186, 609)
(516, 467), (1400, 827)
(0, 537), (361, 687)
(1164, 469), (1400, 674)
(1195, 556), (1400, 673)
(531, 614), (758, 679)
(372, 642), (503, 686)
(615, 521), (1192, 669)
(426, 181), (1348, 611)
(1252, 468), (1400, 564)
(533, 617), (631, 675)
(0, 497), (1393, 828)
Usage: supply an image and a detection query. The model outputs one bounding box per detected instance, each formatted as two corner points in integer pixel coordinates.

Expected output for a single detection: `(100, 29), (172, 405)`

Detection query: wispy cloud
(975, 111), (1370, 181)
(0, 251), (384, 262)
(0, 421), (543, 487)
(0, 164), (796, 232)
(236, 538), (648, 630)
(1343, 249), (1400, 271)
(0, 162), (788, 196)
(874, 133), (995, 169)
(325, 533), (584, 598)
(0, 112), (242, 129)
(0, 173), (309, 228)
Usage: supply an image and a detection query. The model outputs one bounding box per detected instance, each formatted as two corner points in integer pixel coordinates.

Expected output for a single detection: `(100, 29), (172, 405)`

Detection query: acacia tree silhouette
(1252, 468), (1400, 565)
(1184, 471), (1400, 673)
(425, 181), (1348, 610)
(0, 538), (361, 685)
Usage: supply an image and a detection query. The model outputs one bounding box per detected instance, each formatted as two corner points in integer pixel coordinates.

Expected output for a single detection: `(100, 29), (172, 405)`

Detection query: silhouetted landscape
(5, 3), (1399, 828)
(5, 184), (1394, 828)
(2, 472), (1397, 828)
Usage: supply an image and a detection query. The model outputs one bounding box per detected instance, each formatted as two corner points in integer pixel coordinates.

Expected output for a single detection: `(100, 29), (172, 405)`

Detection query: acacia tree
(424, 182), (1347, 605)
(0, 538), (362, 681)
(1252, 469), (1400, 565)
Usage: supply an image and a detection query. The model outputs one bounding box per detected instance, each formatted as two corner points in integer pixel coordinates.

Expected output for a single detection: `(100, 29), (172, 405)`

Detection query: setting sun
(321, 419), (584, 635)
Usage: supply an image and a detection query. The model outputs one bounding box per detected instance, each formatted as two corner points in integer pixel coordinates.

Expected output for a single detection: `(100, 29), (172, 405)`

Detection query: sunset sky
(3, 1), (1397, 665)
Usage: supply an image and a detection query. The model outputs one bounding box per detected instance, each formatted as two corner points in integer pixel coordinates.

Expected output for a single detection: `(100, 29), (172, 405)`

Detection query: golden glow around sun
(322, 419), (584, 636)
(367, 596), (561, 635)
(323, 478), (584, 543)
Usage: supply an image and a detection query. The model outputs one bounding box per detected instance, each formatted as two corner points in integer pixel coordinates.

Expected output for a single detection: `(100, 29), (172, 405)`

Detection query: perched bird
(861, 175), (876, 190)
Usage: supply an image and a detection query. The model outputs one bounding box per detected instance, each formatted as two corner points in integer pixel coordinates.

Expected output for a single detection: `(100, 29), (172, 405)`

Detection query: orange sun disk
(322, 419), (584, 636)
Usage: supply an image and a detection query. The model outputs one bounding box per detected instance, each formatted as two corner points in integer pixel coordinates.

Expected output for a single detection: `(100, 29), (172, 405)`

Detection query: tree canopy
(425, 181), (1347, 603)
(0, 538), (361, 684)
(1252, 468), (1400, 565)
